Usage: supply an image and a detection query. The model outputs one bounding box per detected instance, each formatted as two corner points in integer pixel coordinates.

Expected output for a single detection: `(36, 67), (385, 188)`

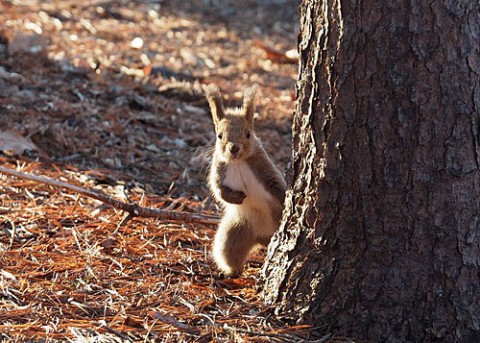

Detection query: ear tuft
(243, 85), (257, 122)
(205, 84), (225, 125)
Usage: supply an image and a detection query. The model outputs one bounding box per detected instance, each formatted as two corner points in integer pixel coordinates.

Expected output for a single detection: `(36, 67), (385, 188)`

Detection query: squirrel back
(205, 85), (286, 276)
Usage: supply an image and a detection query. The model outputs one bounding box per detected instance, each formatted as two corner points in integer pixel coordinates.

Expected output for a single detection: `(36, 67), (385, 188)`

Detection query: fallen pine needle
(0, 165), (220, 225)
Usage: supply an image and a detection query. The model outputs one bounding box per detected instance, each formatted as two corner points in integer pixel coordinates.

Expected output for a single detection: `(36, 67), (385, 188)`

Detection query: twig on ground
(149, 311), (200, 335)
(221, 324), (298, 341)
(96, 321), (134, 342)
(0, 216), (16, 254)
(213, 323), (332, 342)
(0, 165), (220, 225)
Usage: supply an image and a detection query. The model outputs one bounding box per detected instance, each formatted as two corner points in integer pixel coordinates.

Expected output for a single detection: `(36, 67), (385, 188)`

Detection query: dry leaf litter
(0, 0), (342, 342)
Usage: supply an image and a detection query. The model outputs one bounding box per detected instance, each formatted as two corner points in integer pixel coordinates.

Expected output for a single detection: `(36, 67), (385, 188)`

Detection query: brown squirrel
(205, 84), (286, 276)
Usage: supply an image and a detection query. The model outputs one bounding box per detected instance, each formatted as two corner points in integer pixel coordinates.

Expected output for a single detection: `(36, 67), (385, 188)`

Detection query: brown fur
(205, 84), (286, 276)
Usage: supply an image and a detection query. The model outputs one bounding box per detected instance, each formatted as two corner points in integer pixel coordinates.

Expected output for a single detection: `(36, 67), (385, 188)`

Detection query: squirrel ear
(243, 85), (257, 123)
(205, 84), (225, 126)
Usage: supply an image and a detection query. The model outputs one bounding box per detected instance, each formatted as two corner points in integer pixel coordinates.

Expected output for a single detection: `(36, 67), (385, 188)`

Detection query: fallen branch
(0, 165), (220, 225)
(96, 321), (134, 342)
(149, 311), (200, 335)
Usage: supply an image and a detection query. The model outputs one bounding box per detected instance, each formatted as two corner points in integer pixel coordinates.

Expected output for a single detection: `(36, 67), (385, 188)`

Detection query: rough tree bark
(260, 1), (480, 341)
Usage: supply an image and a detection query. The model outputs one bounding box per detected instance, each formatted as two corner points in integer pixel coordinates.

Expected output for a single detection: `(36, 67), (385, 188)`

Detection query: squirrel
(205, 84), (286, 277)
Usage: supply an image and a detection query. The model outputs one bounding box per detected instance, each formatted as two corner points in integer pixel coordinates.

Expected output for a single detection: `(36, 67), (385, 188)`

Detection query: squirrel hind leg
(212, 218), (255, 277)
(256, 234), (273, 247)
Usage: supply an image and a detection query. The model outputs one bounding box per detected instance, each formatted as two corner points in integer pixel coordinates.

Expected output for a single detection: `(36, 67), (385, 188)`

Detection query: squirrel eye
(217, 133), (223, 139)
(246, 131), (251, 139)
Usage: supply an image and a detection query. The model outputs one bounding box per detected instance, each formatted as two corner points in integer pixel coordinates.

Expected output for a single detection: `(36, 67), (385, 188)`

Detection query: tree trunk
(260, 0), (480, 341)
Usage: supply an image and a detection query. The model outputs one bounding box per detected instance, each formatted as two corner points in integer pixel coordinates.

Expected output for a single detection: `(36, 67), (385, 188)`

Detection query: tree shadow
(159, 0), (300, 40)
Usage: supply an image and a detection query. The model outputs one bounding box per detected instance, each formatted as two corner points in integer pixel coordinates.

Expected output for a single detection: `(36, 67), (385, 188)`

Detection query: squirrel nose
(230, 144), (240, 154)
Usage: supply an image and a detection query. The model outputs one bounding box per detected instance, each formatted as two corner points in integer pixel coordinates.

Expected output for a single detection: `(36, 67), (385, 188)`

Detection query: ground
(0, 0), (333, 342)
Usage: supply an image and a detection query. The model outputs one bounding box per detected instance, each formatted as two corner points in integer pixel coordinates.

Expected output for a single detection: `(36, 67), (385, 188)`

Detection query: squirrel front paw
(220, 186), (246, 204)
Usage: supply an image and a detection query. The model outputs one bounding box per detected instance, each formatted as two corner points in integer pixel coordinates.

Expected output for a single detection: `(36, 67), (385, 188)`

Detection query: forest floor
(0, 1), (341, 342)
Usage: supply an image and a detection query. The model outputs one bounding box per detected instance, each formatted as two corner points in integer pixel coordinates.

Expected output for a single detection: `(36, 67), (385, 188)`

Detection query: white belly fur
(222, 162), (279, 237)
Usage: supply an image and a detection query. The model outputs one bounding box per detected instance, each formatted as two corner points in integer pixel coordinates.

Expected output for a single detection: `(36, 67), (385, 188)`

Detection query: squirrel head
(206, 85), (257, 162)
